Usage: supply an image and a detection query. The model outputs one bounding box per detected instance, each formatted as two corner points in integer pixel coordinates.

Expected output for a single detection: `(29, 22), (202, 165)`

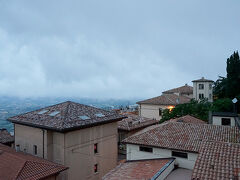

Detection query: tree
(214, 51), (240, 99)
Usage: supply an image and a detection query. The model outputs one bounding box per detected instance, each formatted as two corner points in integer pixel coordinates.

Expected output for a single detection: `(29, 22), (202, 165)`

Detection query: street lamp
(232, 98), (238, 113)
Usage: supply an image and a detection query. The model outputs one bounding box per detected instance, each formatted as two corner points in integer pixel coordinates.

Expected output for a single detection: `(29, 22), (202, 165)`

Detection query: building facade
(192, 77), (214, 102)
(9, 101), (125, 180)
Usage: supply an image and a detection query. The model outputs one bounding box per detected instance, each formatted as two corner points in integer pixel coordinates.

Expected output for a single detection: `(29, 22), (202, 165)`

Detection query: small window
(139, 146), (153, 153)
(159, 108), (162, 116)
(94, 164), (98, 173)
(33, 145), (37, 155)
(94, 143), (98, 154)
(49, 111), (60, 116)
(16, 145), (20, 152)
(222, 118), (231, 126)
(95, 113), (105, 117)
(199, 94), (204, 99)
(199, 84), (204, 90)
(172, 151), (188, 159)
(209, 84), (212, 90)
(79, 115), (90, 120)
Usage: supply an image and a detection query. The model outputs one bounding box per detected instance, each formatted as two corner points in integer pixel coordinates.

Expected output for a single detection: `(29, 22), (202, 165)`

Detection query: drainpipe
(42, 129), (45, 159)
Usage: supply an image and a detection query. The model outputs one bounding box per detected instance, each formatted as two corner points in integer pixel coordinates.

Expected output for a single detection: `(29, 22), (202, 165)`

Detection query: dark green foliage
(161, 99), (211, 123)
(214, 51), (240, 99)
(211, 98), (233, 112)
(161, 98), (233, 123)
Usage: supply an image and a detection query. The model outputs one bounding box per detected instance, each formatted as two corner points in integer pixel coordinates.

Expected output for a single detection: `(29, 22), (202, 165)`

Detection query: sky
(0, 0), (239, 99)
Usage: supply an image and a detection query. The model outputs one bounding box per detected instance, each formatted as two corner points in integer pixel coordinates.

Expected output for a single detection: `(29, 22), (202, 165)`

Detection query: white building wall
(193, 81), (213, 102)
(212, 116), (236, 127)
(127, 144), (198, 170)
(139, 104), (168, 120)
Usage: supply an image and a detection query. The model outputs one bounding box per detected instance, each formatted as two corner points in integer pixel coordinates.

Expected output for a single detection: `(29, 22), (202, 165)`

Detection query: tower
(192, 77), (214, 102)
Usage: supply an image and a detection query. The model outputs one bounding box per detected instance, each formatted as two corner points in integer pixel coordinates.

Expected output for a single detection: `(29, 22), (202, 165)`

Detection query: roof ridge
(17, 160), (65, 180)
(15, 159), (27, 179)
(61, 101), (71, 128)
(163, 94), (175, 103)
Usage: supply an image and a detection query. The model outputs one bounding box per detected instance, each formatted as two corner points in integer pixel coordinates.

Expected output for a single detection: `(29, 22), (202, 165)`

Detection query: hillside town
(1, 1), (240, 179)
(0, 76), (239, 180)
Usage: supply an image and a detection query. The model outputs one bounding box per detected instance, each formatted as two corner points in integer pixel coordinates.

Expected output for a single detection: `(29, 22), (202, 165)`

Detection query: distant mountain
(0, 96), (139, 133)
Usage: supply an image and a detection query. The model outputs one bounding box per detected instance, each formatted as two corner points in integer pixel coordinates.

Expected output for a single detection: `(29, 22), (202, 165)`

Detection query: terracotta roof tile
(123, 122), (240, 153)
(162, 84), (193, 94)
(0, 144), (67, 180)
(137, 94), (191, 105)
(192, 141), (240, 180)
(0, 129), (14, 144)
(168, 115), (206, 124)
(102, 158), (175, 180)
(8, 101), (125, 132)
(192, 77), (214, 82)
(118, 114), (158, 131)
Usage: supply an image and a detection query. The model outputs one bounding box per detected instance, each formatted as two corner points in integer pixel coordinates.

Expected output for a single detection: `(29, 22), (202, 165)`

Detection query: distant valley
(0, 96), (138, 133)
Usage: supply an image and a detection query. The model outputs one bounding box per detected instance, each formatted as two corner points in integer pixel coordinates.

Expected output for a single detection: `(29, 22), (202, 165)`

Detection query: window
(199, 94), (204, 99)
(209, 84), (212, 90)
(199, 84), (204, 90)
(16, 145), (20, 152)
(94, 164), (98, 173)
(94, 143), (98, 154)
(172, 151), (188, 159)
(33, 145), (37, 155)
(159, 108), (162, 116)
(139, 146), (153, 153)
(222, 118), (231, 126)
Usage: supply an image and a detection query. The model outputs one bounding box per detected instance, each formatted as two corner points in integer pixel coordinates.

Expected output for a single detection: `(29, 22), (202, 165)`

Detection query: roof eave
(8, 117), (126, 133)
(123, 141), (199, 154)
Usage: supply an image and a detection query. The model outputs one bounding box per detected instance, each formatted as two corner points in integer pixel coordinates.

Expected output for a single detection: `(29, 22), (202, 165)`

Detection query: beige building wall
(139, 104), (168, 120)
(15, 124), (46, 158)
(14, 122), (118, 180)
(127, 144), (198, 170)
(64, 122), (118, 180)
(193, 81), (213, 102)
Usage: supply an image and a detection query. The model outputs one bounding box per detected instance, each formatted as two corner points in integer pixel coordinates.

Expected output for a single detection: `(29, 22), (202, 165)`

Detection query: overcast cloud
(0, 0), (239, 99)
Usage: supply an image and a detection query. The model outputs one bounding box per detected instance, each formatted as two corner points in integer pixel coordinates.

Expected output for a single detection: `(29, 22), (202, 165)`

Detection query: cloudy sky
(0, 0), (239, 99)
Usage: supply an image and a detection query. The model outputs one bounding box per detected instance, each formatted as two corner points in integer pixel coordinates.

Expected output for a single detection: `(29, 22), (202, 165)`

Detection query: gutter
(42, 129), (45, 159)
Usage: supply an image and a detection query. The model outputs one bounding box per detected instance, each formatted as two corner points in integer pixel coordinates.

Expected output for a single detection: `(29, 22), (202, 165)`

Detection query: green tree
(214, 51), (240, 99)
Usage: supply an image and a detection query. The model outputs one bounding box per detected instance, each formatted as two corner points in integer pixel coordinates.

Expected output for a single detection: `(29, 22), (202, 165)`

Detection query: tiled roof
(8, 101), (125, 132)
(162, 84), (193, 94)
(192, 141), (240, 180)
(102, 158), (175, 180)
(118, 114), (158, 131)
(192, 77), (214, 82)
(123, 122), (240, 153)
(137, 94), (191, 105)
(168, 115), (206, 124)
(0, 144), (67, 180)
(0, 129), (14, 144)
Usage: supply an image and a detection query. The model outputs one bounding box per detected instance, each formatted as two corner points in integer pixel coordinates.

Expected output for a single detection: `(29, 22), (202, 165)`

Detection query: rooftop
(192, 141), (240, 179)
(8, 101), (125, 132)
(137, 94), (191, 106)
(192, 77), (214, 82)
(168, 115), (206, 124)
(118, 114), (158, 131)
(162, 84), (193, 95)
(102, 158), (175, 180)
(212, 111), (238, 117)
(0, 129), (14, 144)
(123, 122), (240, 153)
(0, 143), (67, 180)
